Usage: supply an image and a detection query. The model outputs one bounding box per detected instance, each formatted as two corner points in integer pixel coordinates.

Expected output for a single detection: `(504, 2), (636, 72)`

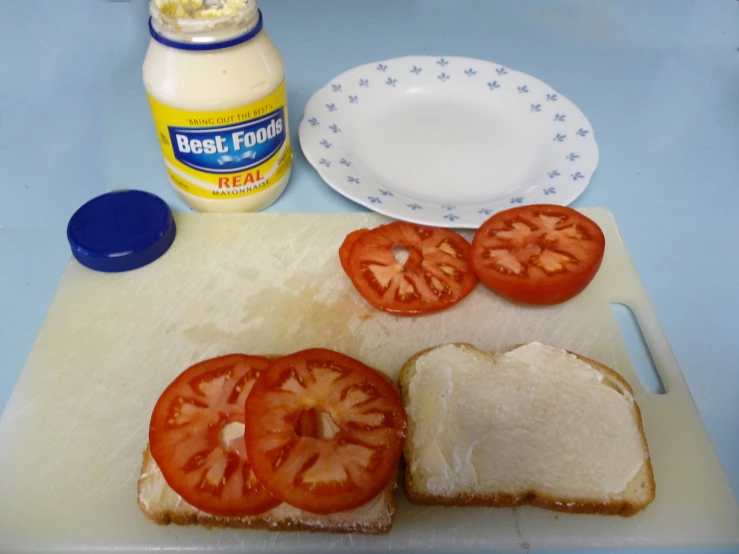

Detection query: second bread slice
(399, 342), (655, 517)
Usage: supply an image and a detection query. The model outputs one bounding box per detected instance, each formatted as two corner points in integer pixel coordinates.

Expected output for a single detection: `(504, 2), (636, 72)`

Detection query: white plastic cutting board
(0, 209), (737, 553)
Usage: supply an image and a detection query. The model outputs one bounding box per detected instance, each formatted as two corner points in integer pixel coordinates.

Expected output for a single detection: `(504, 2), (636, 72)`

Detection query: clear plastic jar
(143, 0), (292, 213)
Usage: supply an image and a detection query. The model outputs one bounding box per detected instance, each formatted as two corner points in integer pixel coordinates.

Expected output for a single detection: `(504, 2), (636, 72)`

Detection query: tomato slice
(149, 355), (281, 517)
(244, 349), (407, 514)
(470, 204), (606, 305)
(339, 228), (369, 275)
(344, 221), (478, 315)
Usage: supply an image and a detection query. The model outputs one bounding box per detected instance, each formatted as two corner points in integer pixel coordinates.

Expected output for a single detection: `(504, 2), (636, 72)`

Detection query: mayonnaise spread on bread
(138, 453), (389, 528)
(406, 342), (647, 498)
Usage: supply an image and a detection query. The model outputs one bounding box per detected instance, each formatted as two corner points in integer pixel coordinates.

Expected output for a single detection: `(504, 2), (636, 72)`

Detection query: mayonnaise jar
(143, 0), (292, 212)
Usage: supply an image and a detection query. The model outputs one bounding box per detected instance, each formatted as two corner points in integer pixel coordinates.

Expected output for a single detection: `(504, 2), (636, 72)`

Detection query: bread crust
(138, 445), (397, 534)
(398, 343), (656, 518)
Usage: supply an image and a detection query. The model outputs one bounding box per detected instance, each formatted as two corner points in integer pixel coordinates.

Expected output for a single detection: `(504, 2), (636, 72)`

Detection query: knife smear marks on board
(182, 278), (376, 357)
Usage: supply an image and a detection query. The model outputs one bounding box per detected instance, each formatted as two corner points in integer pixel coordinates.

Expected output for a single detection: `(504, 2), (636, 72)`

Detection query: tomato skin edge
(339, 228), (370, 276)
(475, 254), (604, 305)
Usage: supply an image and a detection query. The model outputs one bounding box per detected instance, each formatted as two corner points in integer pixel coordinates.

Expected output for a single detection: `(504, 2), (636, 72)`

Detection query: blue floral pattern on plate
(299, 55), (599, 228)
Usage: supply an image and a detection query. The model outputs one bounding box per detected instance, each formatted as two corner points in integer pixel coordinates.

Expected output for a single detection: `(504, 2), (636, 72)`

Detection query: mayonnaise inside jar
(143, 0), (292, 213)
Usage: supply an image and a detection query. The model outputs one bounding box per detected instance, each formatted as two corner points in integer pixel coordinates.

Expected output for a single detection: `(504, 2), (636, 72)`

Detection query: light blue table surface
(1, 1), (738, 553)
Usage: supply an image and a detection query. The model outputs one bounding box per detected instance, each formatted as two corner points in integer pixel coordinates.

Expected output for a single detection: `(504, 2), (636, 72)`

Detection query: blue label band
(148, 10), (263, 51)
(169, 106), (286, 173)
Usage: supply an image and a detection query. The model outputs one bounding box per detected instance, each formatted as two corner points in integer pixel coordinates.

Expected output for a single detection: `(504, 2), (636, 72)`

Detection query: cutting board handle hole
(611, 303), (666, 394)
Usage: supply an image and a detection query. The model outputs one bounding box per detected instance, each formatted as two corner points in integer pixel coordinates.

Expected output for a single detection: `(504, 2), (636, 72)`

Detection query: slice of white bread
(399, 342), (655, 517)
(138, 445), (397, 534)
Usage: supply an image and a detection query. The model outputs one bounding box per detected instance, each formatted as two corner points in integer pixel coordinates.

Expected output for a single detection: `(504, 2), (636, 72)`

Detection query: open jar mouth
(150, 0), (256, 17)
(149, 0), (261, 48)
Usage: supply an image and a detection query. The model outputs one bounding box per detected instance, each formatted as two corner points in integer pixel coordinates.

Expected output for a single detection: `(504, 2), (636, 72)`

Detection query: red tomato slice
(344, 221), (477, 315)
(470, 204), (606, 305)
(339, 228), (369, 275)
(244, 349), (407, 514)
(149, 355), (281, 517)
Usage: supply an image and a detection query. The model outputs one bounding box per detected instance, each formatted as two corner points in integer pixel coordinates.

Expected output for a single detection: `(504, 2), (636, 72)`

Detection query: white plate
(299, 56), (599, 228)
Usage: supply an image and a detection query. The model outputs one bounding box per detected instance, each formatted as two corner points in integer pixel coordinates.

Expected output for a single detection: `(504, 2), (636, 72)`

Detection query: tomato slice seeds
(149, 355), (281, 517)
(343, 221), (478, 316)
(244, 349), (407, 514)
(470, 204), (606, 305)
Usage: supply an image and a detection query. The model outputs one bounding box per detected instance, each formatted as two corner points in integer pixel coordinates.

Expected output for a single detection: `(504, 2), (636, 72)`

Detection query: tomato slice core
(149, 354), (281, 516)
(244, 349), (407, 514)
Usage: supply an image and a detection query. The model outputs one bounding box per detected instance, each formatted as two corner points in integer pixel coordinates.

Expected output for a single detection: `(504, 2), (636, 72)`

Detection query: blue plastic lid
(67, 190), (176, 273)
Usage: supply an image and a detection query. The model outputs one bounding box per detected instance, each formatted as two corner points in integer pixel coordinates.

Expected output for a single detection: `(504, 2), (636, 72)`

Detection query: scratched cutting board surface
(0, 209), (737, 553)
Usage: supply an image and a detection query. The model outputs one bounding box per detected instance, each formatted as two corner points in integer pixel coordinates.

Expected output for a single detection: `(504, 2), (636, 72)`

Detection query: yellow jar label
(147, 81), (292, 199)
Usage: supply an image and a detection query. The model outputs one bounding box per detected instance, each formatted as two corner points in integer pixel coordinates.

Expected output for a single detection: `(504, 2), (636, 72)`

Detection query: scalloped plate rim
(298, 55), (599, 228)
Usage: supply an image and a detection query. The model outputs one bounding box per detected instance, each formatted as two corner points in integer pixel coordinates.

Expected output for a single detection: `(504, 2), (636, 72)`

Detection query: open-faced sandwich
(138, 349), (407, 534)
